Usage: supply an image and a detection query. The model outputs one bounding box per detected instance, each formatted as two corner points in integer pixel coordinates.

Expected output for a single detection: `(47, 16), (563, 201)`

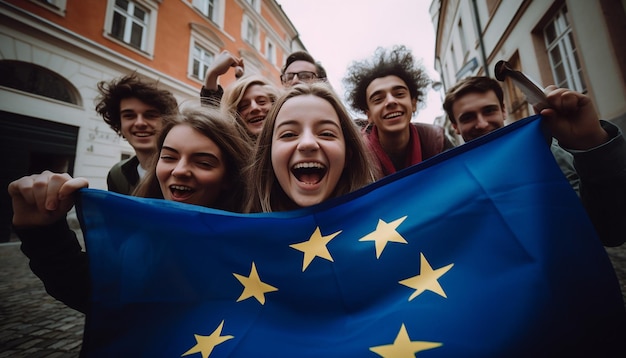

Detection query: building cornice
(0, 0), (200, 96)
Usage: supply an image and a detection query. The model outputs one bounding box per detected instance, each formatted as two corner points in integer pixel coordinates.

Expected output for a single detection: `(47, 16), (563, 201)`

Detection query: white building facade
(430, 0), (626, 144)
(0, 0), (303, 241)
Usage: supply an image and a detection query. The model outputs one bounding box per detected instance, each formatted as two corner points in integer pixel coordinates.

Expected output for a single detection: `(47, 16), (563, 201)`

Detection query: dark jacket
(413, 122), (456, 160)
(573, 120), (626, 247)
(199, 85), (224, 108)
(355, 118), (455, 163)
(17, 220), (89, 314)
(106, 156), (140, 195)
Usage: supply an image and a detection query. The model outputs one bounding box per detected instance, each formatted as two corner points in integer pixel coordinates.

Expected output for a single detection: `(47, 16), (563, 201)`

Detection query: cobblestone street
(1, 230), (625, 357)
(0, 239), (84, 357)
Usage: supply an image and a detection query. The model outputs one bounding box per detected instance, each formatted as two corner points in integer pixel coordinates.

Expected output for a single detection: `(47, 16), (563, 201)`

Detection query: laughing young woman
(8, 106), (251, 313)
(245, 82), (379, 213)
(133, 106), (250, 212)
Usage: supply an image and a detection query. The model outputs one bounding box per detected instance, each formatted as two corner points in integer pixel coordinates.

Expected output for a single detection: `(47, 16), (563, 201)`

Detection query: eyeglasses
(280, 71), (318, 83)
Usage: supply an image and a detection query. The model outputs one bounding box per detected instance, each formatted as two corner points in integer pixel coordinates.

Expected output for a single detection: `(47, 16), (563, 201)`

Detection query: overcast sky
(277, 0), (443, 124)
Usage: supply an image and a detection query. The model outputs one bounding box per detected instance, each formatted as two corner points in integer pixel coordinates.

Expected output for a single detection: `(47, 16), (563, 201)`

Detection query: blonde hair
(134, 105), (252, 212)
(221, 74), (279, 140)
(245, 82), (379, 213)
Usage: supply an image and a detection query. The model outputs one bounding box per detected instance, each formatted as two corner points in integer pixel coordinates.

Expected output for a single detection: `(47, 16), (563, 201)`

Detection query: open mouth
(291, 162), (327, 184)
(133, 131), (154, 137)
(383, 112), (403, 120)
(170, 184), (194, 199)
(248, 116), (265, 124)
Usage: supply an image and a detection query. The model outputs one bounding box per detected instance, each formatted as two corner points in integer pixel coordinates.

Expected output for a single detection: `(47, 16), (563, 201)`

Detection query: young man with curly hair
(95, 74), (178, 194)
(343, 45), (453, 176)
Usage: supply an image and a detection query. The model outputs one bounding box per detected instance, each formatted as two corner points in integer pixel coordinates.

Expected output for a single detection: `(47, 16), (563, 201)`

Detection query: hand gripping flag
(77, 115), (626, 357)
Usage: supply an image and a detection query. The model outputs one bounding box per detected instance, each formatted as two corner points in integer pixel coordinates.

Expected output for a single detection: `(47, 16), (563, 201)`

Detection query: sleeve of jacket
(414, 123), (454, 160)
(442, 135), (455, 151)
(106, 169), (119, 194)
(550, 140), (580, 196)
(16, 219), (90, 313)
(200, 85), (224, 108)
(570, 120), (626, 247)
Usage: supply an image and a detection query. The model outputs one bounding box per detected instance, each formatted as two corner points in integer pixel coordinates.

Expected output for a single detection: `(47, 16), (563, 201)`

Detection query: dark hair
(315, 62), (327, 80)
(95, 73), (178, 135)
(343, 45), (430, 114)
(443, 76), (505, 123)
(281, 51), (327, 80)
(133, 106), (252, 212)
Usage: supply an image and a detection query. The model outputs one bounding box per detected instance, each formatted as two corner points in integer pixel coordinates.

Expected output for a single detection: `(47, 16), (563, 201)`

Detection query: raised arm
(537, 86), (626, 246)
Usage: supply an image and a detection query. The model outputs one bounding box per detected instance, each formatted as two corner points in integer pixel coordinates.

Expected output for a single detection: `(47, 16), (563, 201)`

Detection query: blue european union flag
(77, 115), (626, 357)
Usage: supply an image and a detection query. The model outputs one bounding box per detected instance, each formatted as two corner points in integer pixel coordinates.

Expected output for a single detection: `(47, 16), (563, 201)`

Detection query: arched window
(0, 60), (81, 105)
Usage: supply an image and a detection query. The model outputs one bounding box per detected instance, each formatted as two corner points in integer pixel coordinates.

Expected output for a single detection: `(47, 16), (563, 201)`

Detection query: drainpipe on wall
(471, 0), (490, 77)
(435, 56), (446, 92)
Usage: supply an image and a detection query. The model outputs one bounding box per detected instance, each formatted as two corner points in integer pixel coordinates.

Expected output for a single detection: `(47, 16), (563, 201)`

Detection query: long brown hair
(245, 82), (379, 213)
(134, 106), (252, 212)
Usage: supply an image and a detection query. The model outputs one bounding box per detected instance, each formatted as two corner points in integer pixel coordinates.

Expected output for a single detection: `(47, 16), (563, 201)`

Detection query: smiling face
(282, 60), (318, 87)
(237, 84), (273, 136)
(119, 97), (163, 154)
(365, 75), (417, 136)
(271, 94), (346, 208)
(156, 124), (228, 207)
(451, 90), (506, 142)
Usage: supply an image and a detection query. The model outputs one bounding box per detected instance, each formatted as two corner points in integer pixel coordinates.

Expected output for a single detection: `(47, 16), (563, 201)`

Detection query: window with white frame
(31, 0), (67, 13)
(0, 60), (80, 105)
(242, 15), (259, 49)
(245, 0), (261, 12)
(544, 6), (586, 92)
(265, 39), (276, 65)
(192, 0), (223, 24)
(108, 0), (151, 51)
(191, 43), (215, 80)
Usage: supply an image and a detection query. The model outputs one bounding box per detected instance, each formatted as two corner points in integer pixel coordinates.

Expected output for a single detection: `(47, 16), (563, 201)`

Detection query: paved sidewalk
(0, 241), (84, 357)
(1, 230), (625, 357)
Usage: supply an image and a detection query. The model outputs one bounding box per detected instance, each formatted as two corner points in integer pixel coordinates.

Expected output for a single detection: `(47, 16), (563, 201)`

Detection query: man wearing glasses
(280, 51), (327, 87)
(201, 51), (327, 107)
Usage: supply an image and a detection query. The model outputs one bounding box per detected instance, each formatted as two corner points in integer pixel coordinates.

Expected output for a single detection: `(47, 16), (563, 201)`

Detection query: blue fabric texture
(77, 115), (626, 357)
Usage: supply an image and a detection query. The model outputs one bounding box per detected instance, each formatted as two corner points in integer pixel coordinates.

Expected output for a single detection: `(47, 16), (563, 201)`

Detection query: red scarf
(365, 124), (423, 176)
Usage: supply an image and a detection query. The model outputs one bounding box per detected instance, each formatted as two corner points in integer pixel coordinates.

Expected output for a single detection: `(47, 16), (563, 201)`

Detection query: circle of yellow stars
(181, 215), (453, 357)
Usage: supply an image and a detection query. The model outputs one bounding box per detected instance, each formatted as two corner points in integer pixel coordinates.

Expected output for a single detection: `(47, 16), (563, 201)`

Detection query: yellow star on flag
(290, 226), (341, 271)
(399, 253), (454, 301)
(233, 262), (278, 304)
(370, 323), (442, 357)
(359, 216), (408, 258)
(181, 320), (234, 358)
